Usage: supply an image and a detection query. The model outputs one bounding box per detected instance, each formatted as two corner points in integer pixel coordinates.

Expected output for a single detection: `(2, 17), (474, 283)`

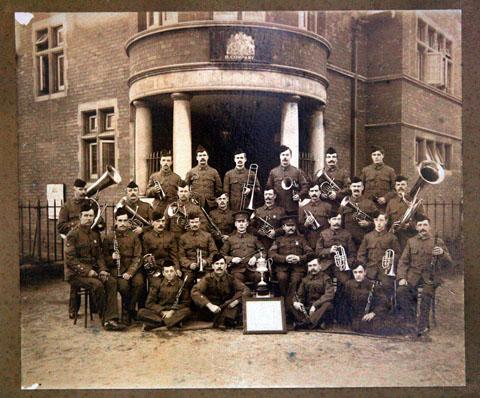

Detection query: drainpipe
(351, 18), (360, 177)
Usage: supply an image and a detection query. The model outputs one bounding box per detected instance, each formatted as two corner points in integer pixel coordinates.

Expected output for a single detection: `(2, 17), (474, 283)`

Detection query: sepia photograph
(13, 8), (465, 390)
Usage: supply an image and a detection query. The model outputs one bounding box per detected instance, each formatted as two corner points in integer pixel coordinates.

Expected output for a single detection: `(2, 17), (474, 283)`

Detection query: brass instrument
(281, 176), (300, 199)
(195, 203), (223, 240)
(113, 230), (121, 277)
(364, 281), (378, 315)
(390, 160), (445, 233)
(196, 249), (204, 273)
(152, 178), (166, 201)
(250, 212), (275, 237)
(240, 163), (258, 211)
(333, 245), (350, 272)
(340, 196), (373, 223)
(114, 197), (153, 230)
(142, 253), (161, 278)
(304, 209), (321, 230)
(316, 169), (341, 197)
(166, 201), (189, 230)
(382, 249), (396, 277)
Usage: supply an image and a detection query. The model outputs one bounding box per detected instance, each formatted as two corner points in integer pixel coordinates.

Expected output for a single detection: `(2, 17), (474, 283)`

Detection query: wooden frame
(243, 297), (287, 334)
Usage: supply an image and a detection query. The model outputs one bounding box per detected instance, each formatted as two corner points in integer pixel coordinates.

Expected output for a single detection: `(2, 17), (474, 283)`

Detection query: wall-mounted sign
(225, 32), (255, 61)
(46, 184), (65, 219)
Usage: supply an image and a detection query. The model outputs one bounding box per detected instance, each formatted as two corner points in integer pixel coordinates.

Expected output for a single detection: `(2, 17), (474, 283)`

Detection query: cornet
(340, 196), (373, 223)
(304, 209), (321, 230)
(333, 245), (350, 272)
(382, 249), (396, 277)
(240, 164), (258, 211)
(152, 178), (166, 201)
(316, 169), (341, 197)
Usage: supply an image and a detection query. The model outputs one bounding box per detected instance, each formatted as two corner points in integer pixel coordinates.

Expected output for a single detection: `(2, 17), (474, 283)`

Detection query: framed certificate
(243, 297), (287, 334)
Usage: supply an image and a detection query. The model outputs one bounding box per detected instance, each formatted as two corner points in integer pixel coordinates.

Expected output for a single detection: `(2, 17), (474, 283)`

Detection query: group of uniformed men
(59, 144), (452, 336)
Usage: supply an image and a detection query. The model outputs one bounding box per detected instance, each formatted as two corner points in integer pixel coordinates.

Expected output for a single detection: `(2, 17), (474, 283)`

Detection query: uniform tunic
(221, 231), (264, 274)
(298, 199), (332, 248)
(185, 164), (222, 209)
(58, 198), (89, 236)
(178, 229), (217, 279)
(164, 200), (208, 237)
(250, 204), (286, 251)
(266, 165), (309, 214)
(294, 271), (335, 328)
(138, 276), (192, 328)
(145, 169), (181, 214)
(360, 163), (396, 202)
(340, 195), (377, 246)
(209, 208), (235, 236)
(125, 198), (153, 231)
(223, 167), (261, 211)
(314, 165), (351, 209)
(142, 229), (179, 272)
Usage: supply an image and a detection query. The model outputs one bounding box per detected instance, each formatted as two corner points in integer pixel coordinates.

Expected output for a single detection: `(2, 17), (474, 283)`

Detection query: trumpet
(196, 249), (204, 273)
(316, 169), (341, 197)
(304, 209), (321, 230)
(250, 212), (275, 237)
(166, 201), (189, 230)
(382, 249), (396, 277)
(281, 176), (299, 199)
(340, 196), (373, 223)
(333, 245), (350, 272)
(240, 164), (259, 211)
(142, 253), (161, 278)
(114, 197), (153, 230)
(152, 178), (166, 201)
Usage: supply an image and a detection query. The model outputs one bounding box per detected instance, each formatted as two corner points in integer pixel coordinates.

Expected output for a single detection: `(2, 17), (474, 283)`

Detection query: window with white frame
(416, 17), (453, 93)
(82, 108), (117, 181)
(146, 11), (178, 28)
(415, 137), (452, 170)
(34, 23), (66, 97)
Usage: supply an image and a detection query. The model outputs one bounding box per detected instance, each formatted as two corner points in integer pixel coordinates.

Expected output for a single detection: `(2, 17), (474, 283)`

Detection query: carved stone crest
(225, 32), (255, 61)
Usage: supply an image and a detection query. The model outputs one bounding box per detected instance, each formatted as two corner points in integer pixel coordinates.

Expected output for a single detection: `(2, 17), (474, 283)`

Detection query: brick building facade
(15, 10), (462, 206)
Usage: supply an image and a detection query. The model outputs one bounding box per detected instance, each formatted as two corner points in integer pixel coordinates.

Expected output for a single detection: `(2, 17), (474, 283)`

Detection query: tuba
(166, 201), (189, 230)
(333, 245), (350, 272)
(281, 176), (300, 199)
(316, 169), (341, 197)
(114, 197), (153, 230)
(390, 160), (445, 233)
(240, 164), (258, 211)
(340, 196), (373, 222)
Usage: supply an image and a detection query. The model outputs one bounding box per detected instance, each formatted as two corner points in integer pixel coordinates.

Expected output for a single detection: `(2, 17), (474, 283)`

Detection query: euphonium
(281, 176), (299, 199)
(240, 163), (258, 211)
(382, 249), (396, 276)
(142, 253), (161, 277)
(333, 245), (350, 271)
(316, 169), (341, 197)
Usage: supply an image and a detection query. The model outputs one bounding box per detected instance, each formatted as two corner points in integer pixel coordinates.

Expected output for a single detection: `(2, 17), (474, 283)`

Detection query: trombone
(303, 209), (321, 230)
(333, 245), (350, 272)
(240, 164), (258, 211)
(340, 196), (373, 223)
(316, 169), (341, 197)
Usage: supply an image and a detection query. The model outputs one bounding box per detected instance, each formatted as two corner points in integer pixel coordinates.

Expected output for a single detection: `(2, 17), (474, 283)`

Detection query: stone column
(309, 104), (326, 174)
(133, 100), (152, 194)
(280, 95), (300, 167)
(171, 93), (192, 179)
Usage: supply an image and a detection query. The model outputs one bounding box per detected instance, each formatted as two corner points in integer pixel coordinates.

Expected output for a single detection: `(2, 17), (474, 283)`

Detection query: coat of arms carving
(225, 32), (255, 61)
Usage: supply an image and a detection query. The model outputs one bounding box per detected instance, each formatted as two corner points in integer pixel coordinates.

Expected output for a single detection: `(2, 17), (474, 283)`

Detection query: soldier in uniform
(397, 214), (452, 336)
(292, 258), (335, 330)
(315, 210), (356, 324)
(178, 211), (218, 289)
(345, 263), (392, 334)
(314, 147), (351, 209)
(137, 260), (192, 331)
(123, 180), (153, 236)
(386, 175), (426, 251)
(185, 145), (222, 210)
(191, 253), (251, 330)
(145, 149), (181, 215)
(103, 208), (144, 325)
(356, 212), (401, 300)
(65, 203), (125, 331)
(340, 177), (377, 247)
(269, 215), (314, 312)
(250, 187), (286, 251)
(58, 178), (90, 318)
(223, 149), (261, 211)
(360, 146), (396, 210)
(142, 212), (180, 284)
(298, 182), (332, 249)
(221, 210), (264, 285)
(209, 192), (235, 246)
(266, 145), (309, 215)
(164, 180), (208, 239)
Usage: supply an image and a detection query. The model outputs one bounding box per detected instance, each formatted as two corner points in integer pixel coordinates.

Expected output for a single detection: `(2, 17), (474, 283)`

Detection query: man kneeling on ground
(191, 253), (251, 330)
(137, 260), (192, 332)
(292, 258), (335, 330)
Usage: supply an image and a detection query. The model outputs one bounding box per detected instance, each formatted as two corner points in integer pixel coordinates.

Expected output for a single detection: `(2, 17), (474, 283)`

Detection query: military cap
(307, 258), (320, 266)
(351, 262), (366, 271)
(151, 211), (165, 221)
(395, 175), (408, 182)
(211, 253), (226, 264)
(325, 147), (337, 155)
(74, 178), (87, 188)
(280, 215), (297, 225)
(233, 148), (246, 156)
(159, 149), (173, 158)
(115, 207), (129, 218)
(233, 210), (251, 221)
(415, 213), (430, 223)
(127, 181), (138, 189)
(80, 203), (94, 213)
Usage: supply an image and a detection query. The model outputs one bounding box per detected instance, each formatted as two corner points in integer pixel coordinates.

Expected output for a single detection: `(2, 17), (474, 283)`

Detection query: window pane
(428, 27), (435, 48)
(101, 141), (115, 171)
(38, 55), (49, 95)
(54, 52), (64, 91)
(53, 25), (63, 47)
(417, 19), (426, 42)
(417, 45), (425, 80)
(105, 113), (115, 130)
(162, 12), (178, 25)
(89, 143), (98, 178)
(435, 143), (445, 165)
(426, 141), (435, 161)
(89, 115), (97, 132)
(36, 29), (48, 51)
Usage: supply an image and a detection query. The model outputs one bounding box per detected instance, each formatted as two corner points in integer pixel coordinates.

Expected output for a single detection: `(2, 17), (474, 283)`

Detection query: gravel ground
(20, 269), (465, 389)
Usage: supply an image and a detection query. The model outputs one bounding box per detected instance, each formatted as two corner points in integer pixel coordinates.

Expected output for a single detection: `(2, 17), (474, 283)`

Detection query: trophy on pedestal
(255, 252), (272, 298)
